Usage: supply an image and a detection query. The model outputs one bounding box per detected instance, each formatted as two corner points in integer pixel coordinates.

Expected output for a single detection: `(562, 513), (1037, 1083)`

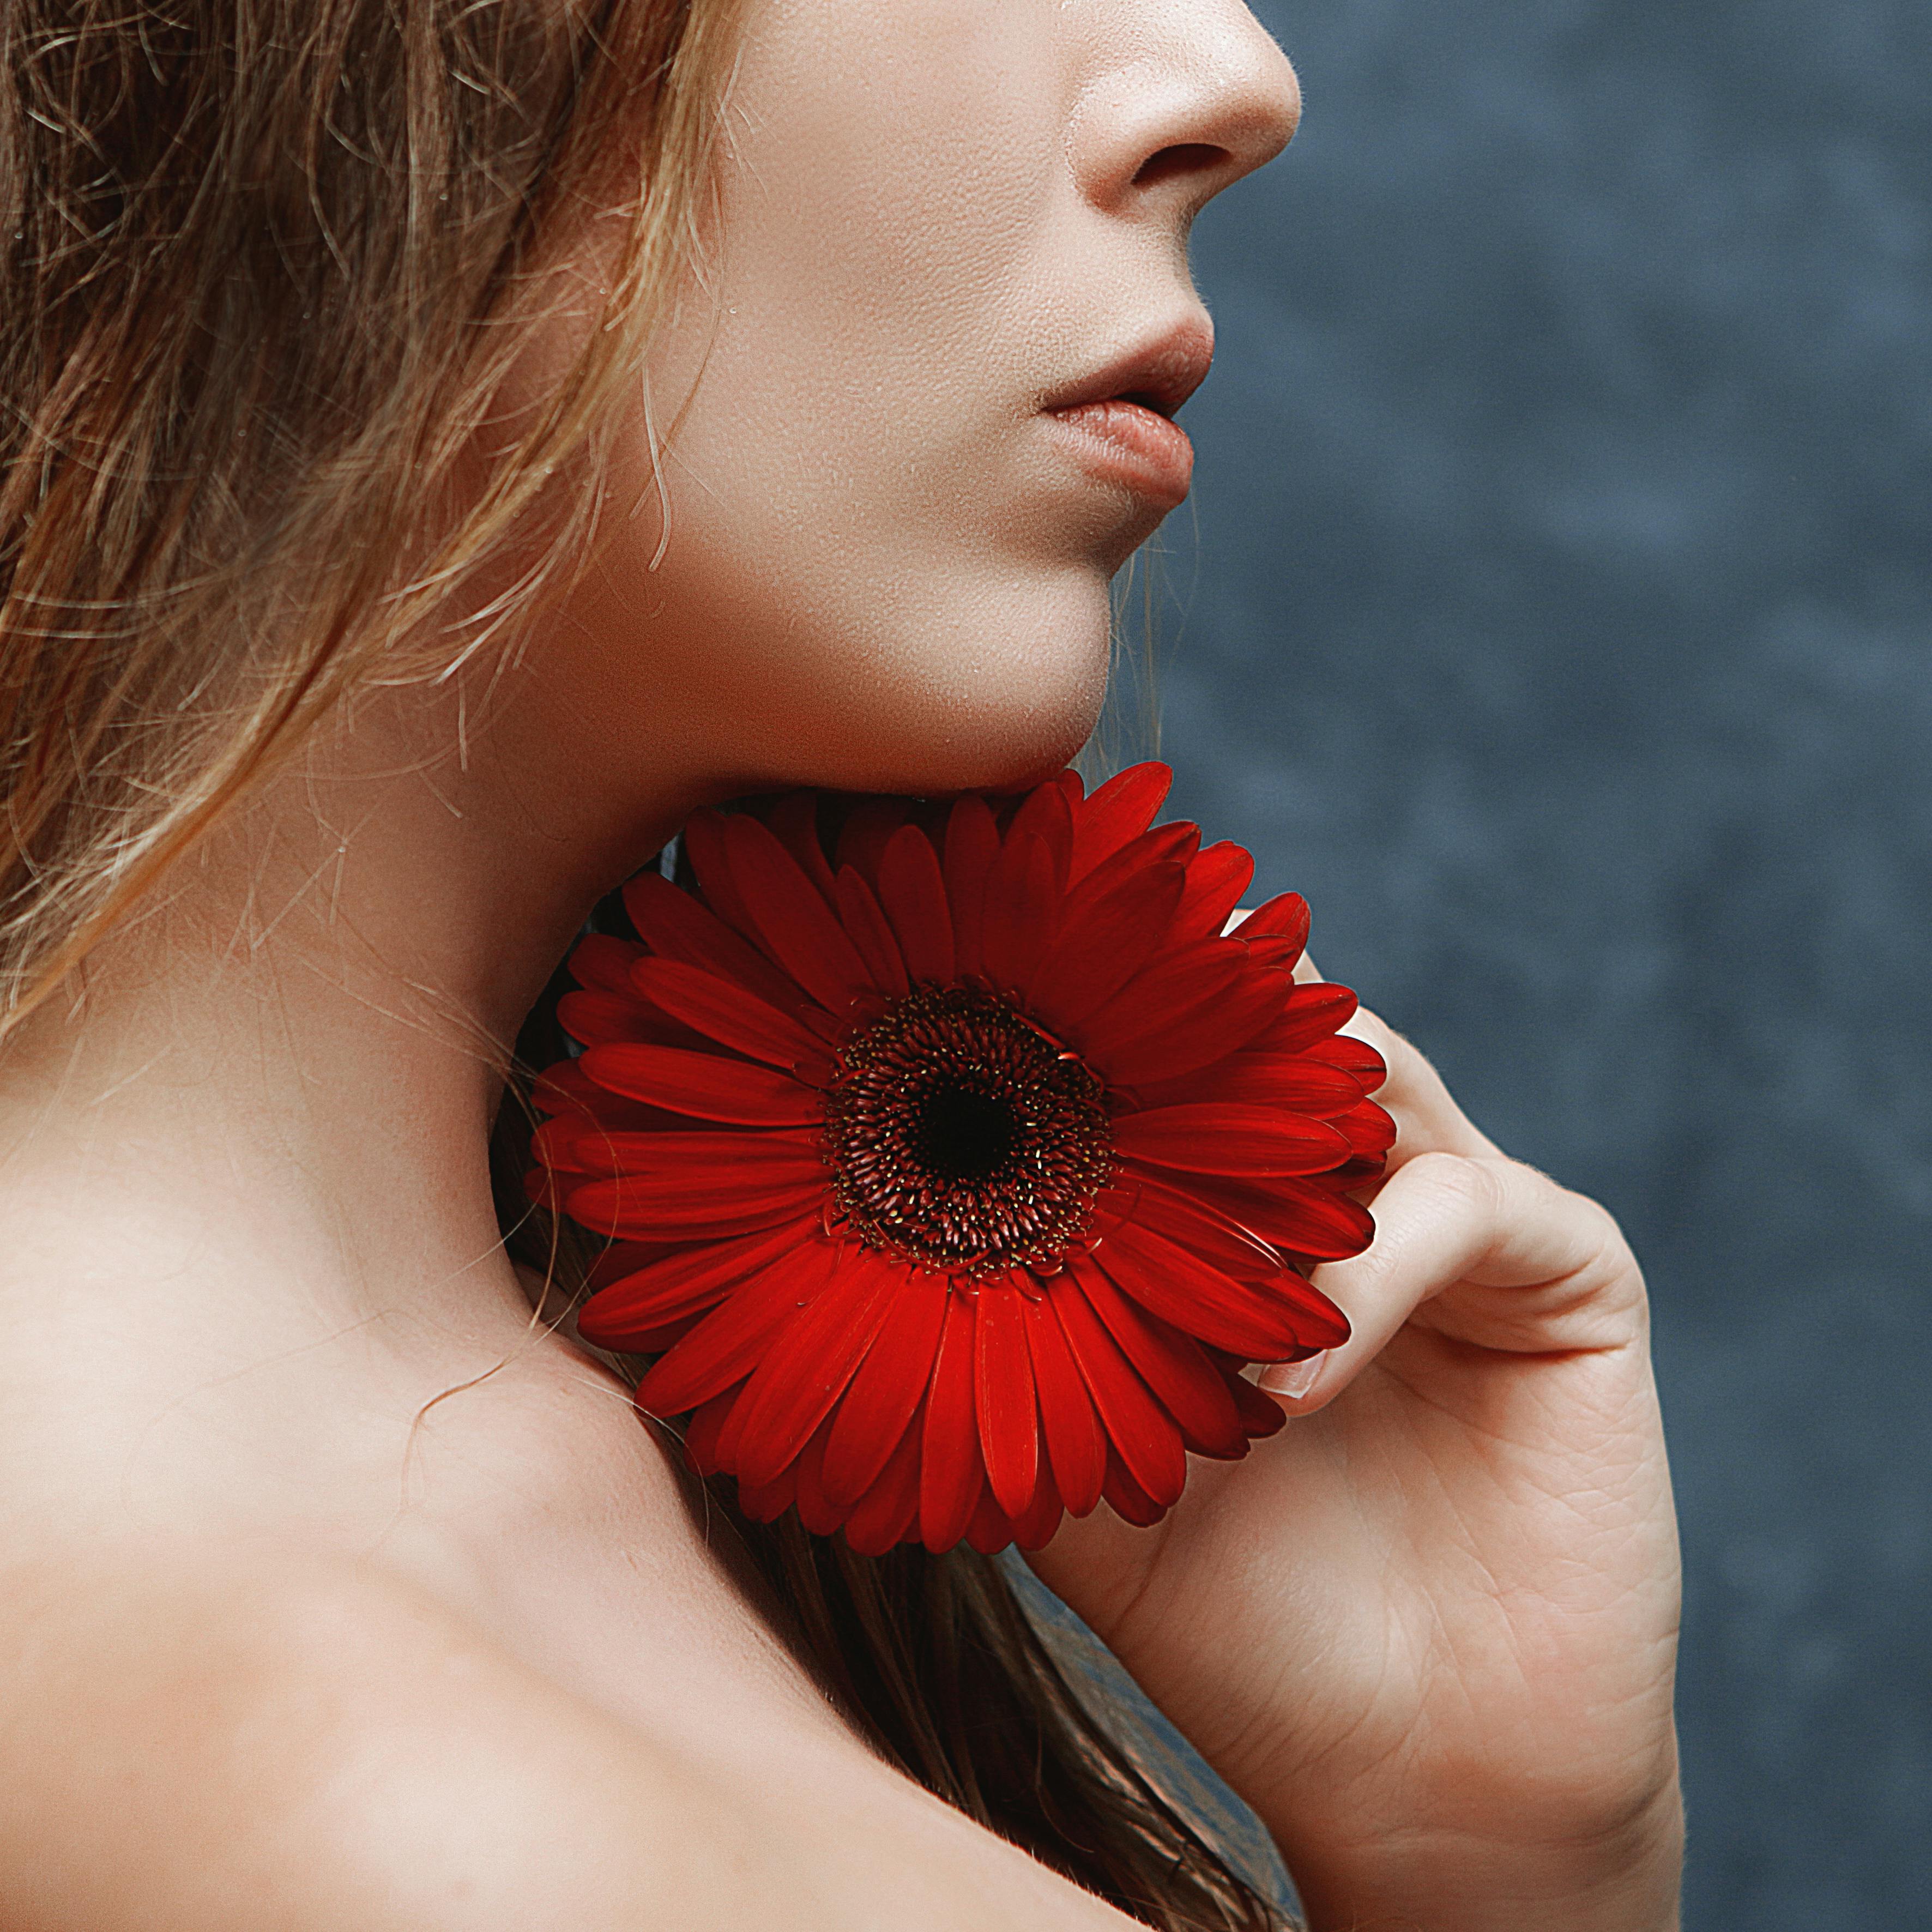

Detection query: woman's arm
(1029, 996), (1683, 1932)
(0, 1549), (1145, 1932)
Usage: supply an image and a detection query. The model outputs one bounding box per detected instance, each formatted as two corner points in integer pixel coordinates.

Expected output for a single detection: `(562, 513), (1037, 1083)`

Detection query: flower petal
(1100, 1451), (1168, 1528)
(586, 1239), (686, 1291)
(1099, 970), (1296, 1087)
(834, 865), (910, 999)
(1126, 1174), (1296, 1283)
(577, 1222), (807, 1349)
(768, 792), (839, 905)
(1242, 935), (1305, 974)
(533, 1050), (676, 1128)
(842, 1402), (928, 1555)
(822, 1269), (949, 1510)
(1113, 1103), (1353, 1178)
(1069, 763), (1172, 883)
(622, 870), (809, 1017)
(722, 815), (873, 1018)
(1230, 891), (1311, 958)
(735, 1454), (801, 1523)
(1076, 943), (1243, 1055)
(920, 1294), (984, 1553)
(1095, 1218), (1351, 1357)
(535, 1094), (689, 1174)
(1182, 1172), (1378, 1260)
(681, 808), (764, 944)
(1003, 780), (1075, 889)
(1022, 1291), (1108, 1516)
(1229, 1365), (1292, 1439)
(791, 1419), (846, 1537)
(563, 1151), (823, 1241)
(565, 1125), (822, 1184)
(943, 793), (1000, 980)
(1248, 980), (1360, 1054)
(1131, 1053), (1367, 1120)
(595, 1311), (709, 1357)
(1060, 820), (1197, 907)
(630, 957), (830, 1072)
(731, 1251), (902, 1489)
(680, 1386), (742, 1475)
(569, 933), (648, 995)
(713, 1364), (760, 1471)
(1050, 1268), (1186, 1506)
(636, 1237), (841, 1415)
(580, 1044), (824, 1125)
(1010, 1462), (1066, 1552)
(1169, 841), (1255, 947)
(834, 796), (922, 884)
(556, 988), (690, 1049)
(877, 824), (956, 985)
(1071, 1265), (1244, 1458)
(1337, 1100), (1398, 1158)
(974, 1285), (1040, 1520)
(1025, 861), (1186, 1033)
(1302, 1033), (1388, 1089)
(979, 831), (1059, 995)
(965, 1482), (1018, 1556)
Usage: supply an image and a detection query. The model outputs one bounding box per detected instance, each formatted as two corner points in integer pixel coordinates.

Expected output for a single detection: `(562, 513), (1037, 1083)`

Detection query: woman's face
(533, 0), (1300, 808)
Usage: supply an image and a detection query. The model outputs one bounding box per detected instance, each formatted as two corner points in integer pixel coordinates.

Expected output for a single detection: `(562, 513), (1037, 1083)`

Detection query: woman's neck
(0, 666), (697, 1515)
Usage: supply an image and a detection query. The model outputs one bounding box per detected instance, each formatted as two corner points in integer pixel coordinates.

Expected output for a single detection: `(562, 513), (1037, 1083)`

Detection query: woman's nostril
(1132, 142), (1227, 191)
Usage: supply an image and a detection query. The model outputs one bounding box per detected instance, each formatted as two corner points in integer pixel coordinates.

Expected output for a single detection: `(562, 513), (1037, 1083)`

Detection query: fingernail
(1258, 1353), (1326, 1402)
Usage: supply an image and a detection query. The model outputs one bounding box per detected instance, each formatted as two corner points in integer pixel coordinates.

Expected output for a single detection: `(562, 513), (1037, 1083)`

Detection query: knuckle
(1345, 1001), (1397, 1046)
(1354, 1015), (1470, 1125)
(1567, 1186), (1634, 1267)
(1402, 1148), (1499, 1216)
(1350, 1005), (1417, 1071)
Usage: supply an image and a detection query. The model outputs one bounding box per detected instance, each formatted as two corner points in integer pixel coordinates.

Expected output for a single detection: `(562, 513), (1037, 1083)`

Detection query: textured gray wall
(1161, 3), (1932, 1925)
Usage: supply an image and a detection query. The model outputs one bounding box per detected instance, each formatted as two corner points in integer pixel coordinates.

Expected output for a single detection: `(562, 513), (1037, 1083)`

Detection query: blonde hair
(0, 0), (741, 1034)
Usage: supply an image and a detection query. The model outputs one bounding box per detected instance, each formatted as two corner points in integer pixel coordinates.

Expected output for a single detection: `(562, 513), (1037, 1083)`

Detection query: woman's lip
(1042, 397), (1195, 510)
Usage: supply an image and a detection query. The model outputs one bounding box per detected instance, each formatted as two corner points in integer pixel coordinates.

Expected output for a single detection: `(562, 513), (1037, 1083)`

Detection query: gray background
(1160, 1), (1932, 1925)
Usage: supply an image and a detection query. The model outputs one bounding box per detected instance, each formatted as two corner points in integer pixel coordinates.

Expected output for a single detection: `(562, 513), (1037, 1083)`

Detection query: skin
(0, 2), (1681, 1928)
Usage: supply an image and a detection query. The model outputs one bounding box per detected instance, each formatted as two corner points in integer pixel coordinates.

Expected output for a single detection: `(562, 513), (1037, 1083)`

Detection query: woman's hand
(1026, 983), (1683, 1932)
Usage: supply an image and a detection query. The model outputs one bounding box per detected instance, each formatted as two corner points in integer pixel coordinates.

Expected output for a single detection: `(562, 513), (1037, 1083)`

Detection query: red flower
(531, 764), (1392, 1556)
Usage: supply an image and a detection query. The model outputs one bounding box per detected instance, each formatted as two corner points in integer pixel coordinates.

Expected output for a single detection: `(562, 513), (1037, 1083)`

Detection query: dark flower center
(915, 1084), (1018, 1180)
(821, 983), (1114, 1276)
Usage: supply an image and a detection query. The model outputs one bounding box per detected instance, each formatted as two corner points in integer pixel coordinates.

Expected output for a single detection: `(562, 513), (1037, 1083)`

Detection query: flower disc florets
(822, 983), (1113, 1278)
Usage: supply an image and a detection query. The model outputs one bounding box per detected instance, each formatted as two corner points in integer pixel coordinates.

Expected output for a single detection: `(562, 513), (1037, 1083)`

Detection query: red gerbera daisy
(529, 763), (1392, 1557)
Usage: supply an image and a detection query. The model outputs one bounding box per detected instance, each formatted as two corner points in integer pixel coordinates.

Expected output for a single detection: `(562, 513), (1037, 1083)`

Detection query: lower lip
(1043, 399), (1194, 510)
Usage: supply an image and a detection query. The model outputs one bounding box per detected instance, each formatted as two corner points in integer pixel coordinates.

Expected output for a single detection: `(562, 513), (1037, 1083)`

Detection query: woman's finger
(1257, 1150), (1639, 1412)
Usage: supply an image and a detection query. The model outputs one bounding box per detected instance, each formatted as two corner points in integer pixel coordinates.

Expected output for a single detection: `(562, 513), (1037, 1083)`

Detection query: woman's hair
(0, 0), (733, 1029)
(1, 3), (1284, 1924)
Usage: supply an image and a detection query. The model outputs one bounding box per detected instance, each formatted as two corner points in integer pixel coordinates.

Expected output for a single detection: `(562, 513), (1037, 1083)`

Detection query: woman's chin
(849, 653), (1109, 799)
(803, 689), (1103, 802)
(730, 587), (1113, 799)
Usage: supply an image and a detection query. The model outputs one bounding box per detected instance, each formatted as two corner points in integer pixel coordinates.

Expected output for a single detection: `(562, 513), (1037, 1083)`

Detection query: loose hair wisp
(0, 0), (733, 1030)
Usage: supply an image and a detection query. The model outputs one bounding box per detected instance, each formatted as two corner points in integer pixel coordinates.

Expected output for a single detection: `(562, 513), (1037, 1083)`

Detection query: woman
(0, 1), (1683, 1927)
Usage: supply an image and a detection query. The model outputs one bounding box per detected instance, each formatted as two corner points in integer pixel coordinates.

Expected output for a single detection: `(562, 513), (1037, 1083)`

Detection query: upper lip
(1041, 315), (1215, 421)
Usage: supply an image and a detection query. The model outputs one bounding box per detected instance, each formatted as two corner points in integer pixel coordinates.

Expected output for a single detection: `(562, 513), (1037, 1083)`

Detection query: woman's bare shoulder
(0, 1544), (730, 1929)
(0, 1543), (1134, 1932)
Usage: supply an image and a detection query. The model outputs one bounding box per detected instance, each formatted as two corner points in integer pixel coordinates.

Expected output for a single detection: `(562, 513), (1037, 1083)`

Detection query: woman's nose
(1069, 1), (1302, 222)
